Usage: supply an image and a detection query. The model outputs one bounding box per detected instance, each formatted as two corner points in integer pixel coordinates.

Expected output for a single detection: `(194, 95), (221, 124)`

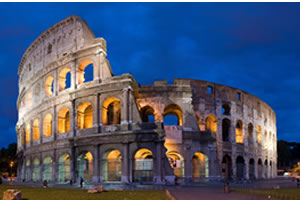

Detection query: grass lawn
(235, 188), (300, 200)
(0, 185), (169, 200)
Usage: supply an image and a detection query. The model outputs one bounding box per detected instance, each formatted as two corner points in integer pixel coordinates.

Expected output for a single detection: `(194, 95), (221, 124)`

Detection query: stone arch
(248, 123), (254, 144)
(102, 149), (122, 182)
(264, 130), (268, 149)
(78, 59), (94, 84)
(58, 67), (71, 91)
(43, 156), (53, 181)
(222, 155), (232, 179)
(77, 102), (93, 129)
(257, 125), (262, 144)
(58, 153), (70, 183)
(25, 159), (31, 181)
(222, 104), (230, 115)
(222, 118), (230, 142)
(205, 114), (217, 133)
(25, 124), (31, 144)
(192, 152), (209, 179)
(77, 151), (93, 184)
(27, 90), (32, 108)
(140, 105), (155, 123)
(32, 119), (40, 141)
(133, 148), (153, 182)
(236, 156), (245, 180)
(163, 104), (183, 126)
(257, 158), (263, 179)
(166, 151), (184, 178)
(235, 120), (243, 144)
(32, 157), (40, 182)
(249, 158), (255, 179)
(264, 159), (268, 178)
(45, 76), (54, 96)
(43, 113), (52, 137)
(57, 107), (70, 133)
(102, 97), (121, 125)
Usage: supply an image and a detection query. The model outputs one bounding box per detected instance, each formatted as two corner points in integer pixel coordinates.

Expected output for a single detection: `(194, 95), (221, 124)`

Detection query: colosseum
(16, 15), (277, 186)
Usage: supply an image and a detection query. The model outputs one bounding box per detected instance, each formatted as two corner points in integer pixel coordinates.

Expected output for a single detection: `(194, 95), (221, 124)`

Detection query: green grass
(235, 188), (300, 200)
(0, 185), (169, 200)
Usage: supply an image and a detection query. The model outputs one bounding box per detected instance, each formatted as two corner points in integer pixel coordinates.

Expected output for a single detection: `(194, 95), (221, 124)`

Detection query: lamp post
(9, 161), (14, 182)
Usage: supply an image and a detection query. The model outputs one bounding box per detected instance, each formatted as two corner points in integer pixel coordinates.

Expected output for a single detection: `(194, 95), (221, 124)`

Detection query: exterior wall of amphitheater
(16, 15), (277, 185)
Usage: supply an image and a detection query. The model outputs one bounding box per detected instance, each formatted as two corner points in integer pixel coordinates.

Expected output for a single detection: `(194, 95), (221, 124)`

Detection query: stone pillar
(245, 157), (249, 180)
(53, 105), (57, 141)
(96, 94), (101, 133)
(183, 144), (192, 182)
(72, 100), (76, 137)
(121, 86), (133, 130)
(52, 150), (56, 182)
(92, 145), (99, 184)
(29, 157), (33, 182)
(39, 115), (43, 144)
(71, 145), (76, 183)
(72, 61), (77, 90)
(231, 155), (237, 180)
(39, 154), (43, 182)
(121, 143), (130, 184)
(153, 142), (163, 184)
(30, 120), (33, 147)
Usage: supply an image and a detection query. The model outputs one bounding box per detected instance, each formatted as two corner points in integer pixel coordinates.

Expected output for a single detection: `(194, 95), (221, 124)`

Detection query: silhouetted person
(43, 180), (48, 188)
(80, 177), (84, 188)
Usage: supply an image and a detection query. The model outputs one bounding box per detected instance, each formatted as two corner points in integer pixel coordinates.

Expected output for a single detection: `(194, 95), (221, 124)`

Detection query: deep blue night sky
(0, 3), (300, 148)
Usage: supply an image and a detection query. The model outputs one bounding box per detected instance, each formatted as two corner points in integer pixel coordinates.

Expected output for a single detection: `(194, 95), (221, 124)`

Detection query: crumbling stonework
(16, 15), (277, 185)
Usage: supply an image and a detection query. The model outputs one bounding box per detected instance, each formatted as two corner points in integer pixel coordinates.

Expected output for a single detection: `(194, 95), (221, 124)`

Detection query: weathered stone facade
(16, 15), (277, 185)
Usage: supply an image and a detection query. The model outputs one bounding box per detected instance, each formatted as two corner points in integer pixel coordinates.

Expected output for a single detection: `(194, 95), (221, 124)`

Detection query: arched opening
(78, 60), (94, 84)
(43, 113), (52, 137)
(257, 126), (262, 144)
(140, 106), (155, 123)
(57, 108), (70, 134)
(269, 132), (272, 151)
(258, 159), (263, 179)
(205, 114), (217, 133)
(77, 102), (93, 129)
(45, 76), (54, 96)
(58, 67), (71, 91)
(167, 152), (184, 178)
(102, 150), (122, 182)
(25, 124), (30, 144)
(248, 123), (254, 144)
(249, 158), (255, 179)
(102, 97), (121, 125)
(133, 148), (153, 182)
(222, 118), (230, 142)
(26, 160), (30, 181)
(269, 161), (272, 178)
(163, 104), (183, 126)
(77, 152), (93, 184)
(32, 158), (40, 182)
(192, 152), (209, 179)
(33, 119), (40, 141)
(222, 155), (232, 179)
(222, 104), (230, 115)
(236, 156), (245, 180)
(264, 130), (268, 149)
(235, 120), (243, 144)
(264, 159), (268, 178)
(58, 153), (70, 183)
(43, 156), (52, 182)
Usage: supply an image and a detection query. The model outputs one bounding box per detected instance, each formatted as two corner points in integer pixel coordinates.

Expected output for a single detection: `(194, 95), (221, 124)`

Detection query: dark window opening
(222, 118), (230, 142)
(65, 72), (71, 89)
(164, 114), (179, 126)
(84, 64), (94, 82)
(222, 104), (230, 115)
(237, 92), (241, 101)
(207, 86), (212, 94)
(47, 44), (52, 54)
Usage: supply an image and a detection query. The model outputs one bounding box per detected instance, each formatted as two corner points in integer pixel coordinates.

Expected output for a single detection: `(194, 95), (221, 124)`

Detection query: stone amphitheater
(16, 15), (277, 185)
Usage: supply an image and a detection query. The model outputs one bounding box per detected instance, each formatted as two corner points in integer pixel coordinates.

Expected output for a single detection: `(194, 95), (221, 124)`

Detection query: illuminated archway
(45, 76), (54, 96)
(77, 102), (93, 129)
(25, 124), (30, 144)
(57, 108), (70, 133)
(167, 152), (184, 178)
(102, 150), (122, 182)
(32, 158), (40, 182)
(43, 156), (52, 181)
(78, 60), (94, 84)
(33, 119), (40, 141)
(27, 90), (32, 108)
(77, 152), (93, 184)
(248, 123), (254, 144)
(192, 152), (209, 179)
(257, 126), (262, 144)
(235, 120), (243, 144)
(102, 97), (121, 125)
(26, 160), (30, 181)
(58, 67), (71, 91)
(58, 153), (70, 183)
(264, 130), (268, 149)
(43, 113), (52, 137)
(205, 114), (217, 133)
(133, 148), (153, 182)
(163, 104), (183, 126)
